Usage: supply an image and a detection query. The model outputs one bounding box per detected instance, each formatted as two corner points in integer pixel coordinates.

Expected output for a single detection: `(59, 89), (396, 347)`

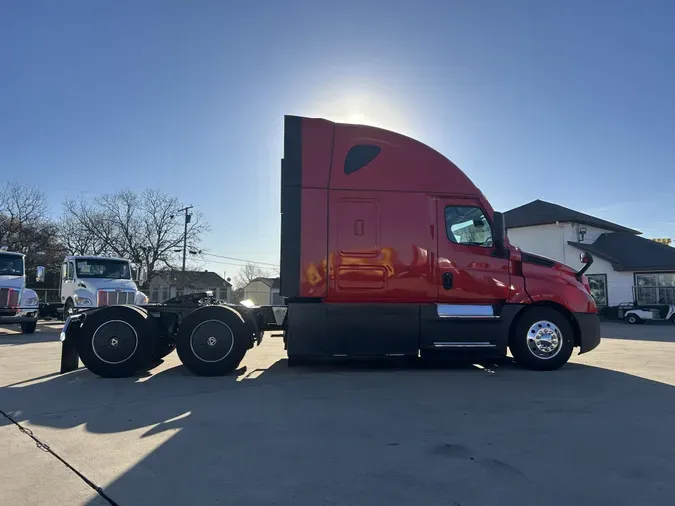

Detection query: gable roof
(250, 277), (280, 289)
(569, 232), (675, 271)
(155, 270), (231, 288)
(505, 199), (640, 235)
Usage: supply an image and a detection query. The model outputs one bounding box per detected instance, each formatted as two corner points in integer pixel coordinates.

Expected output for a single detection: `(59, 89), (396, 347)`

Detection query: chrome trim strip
(433, 342), (496, 348)
(436, 304), (497, 318)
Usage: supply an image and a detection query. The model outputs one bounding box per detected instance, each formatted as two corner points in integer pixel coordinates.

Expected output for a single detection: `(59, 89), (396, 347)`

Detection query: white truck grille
(0, 288), (19, 308)
(97, 290), (135, 306)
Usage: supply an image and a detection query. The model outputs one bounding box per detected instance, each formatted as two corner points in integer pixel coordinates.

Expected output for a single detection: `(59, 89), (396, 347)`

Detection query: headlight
(25, 297), (39, 306)
(75, 296), (92, 305)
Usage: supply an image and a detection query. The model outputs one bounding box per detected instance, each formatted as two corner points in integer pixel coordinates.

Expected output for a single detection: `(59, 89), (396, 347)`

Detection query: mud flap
(59, 316), (82, 373)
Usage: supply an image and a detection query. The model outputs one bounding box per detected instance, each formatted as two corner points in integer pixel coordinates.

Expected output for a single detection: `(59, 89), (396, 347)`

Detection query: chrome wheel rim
(526, 320), (563, 360)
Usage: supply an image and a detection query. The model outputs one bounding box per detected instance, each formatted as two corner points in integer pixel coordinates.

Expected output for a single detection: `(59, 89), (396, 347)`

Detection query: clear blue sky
(2, 0), (674, 278)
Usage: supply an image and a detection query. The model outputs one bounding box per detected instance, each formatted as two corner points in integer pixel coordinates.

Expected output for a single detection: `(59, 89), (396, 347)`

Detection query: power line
(199, 252), (279, 267)
(202, 258), (278, 269)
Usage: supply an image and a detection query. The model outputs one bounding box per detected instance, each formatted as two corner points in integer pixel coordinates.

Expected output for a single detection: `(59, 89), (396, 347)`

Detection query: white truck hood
(77, 278), (138, 292)
(0, 276), (24, 290)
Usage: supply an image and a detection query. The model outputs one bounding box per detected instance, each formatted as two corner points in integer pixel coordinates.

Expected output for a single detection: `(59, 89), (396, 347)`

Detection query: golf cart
(619, 301), (675, 324)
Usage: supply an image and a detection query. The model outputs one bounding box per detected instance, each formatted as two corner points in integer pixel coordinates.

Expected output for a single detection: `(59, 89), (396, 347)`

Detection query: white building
(243, 277), (281, 306)
(149, 270), (232, 303)
(505, 200), (675, 307)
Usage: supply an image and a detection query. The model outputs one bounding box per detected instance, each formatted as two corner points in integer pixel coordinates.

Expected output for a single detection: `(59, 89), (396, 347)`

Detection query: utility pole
(177, 205), (193, 290)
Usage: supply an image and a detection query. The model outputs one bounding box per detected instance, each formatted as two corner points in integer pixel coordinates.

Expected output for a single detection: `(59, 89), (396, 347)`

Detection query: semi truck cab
(60, 256), (148, 318)
(279, 115), (601, 370)
(0, 250), (41, 334)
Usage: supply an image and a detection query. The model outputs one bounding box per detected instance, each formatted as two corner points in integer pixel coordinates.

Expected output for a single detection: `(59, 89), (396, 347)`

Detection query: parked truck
(59, 255), (149, 319)
(0, 249), (41, 334)
(59, 115), (601, 378)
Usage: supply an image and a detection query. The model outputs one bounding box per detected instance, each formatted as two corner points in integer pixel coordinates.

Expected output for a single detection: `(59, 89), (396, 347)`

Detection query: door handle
(443, 272), (453, 290)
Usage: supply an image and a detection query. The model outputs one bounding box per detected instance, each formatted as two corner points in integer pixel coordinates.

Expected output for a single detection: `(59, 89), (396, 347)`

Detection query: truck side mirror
(576, 252), (594, 281)
(36, 266), (46, 283)
(492, 211), (507, 256)
(139, 266), (148, 285)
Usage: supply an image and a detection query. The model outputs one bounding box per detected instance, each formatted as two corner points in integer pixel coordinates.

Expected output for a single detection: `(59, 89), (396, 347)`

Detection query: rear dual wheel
(175, 306), (250, 376)
(76, 305), (159, 378)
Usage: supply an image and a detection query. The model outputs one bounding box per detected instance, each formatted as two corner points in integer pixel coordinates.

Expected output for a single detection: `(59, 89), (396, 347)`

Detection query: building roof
(250, 277), (281, 289)
(505, 199), (641, 235)
(569, 233), (675, 272)
(154, 270), (232, 288)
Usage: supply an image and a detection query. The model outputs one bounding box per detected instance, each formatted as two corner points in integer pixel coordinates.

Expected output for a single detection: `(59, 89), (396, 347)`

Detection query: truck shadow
(0, 324), (63, 345)
(1, 355), (674, 505)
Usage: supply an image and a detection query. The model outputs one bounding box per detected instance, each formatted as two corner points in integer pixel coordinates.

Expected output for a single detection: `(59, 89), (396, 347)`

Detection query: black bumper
(573, 312), (601, 354)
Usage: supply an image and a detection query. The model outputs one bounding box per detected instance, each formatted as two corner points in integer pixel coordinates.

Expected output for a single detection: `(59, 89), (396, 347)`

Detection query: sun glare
(304, 81), (414, 136)
(344, 112), (371, 125)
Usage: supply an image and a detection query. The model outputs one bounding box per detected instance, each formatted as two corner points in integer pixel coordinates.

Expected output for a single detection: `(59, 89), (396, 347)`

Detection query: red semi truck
(59, 115), (600, 377)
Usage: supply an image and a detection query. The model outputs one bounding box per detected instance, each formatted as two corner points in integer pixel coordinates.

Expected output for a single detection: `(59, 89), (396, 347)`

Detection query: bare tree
(61, 189), (209, 281)
(234, 262), (270, 289)
(0, 182), (66, 282)
(0, 182), (49, 249)
(59, 215), (110, 256)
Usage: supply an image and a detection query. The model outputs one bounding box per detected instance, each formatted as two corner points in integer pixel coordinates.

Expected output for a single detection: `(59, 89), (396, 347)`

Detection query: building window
(586, 274), (607, 307)
(161, 287), (169, 302)
(151, 288), (159, 302)
(635, 273), (675, 305)
(444, 206), (493, 247)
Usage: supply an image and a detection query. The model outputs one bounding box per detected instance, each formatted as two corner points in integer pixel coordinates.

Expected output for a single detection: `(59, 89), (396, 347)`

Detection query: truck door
(436, 200), (510, 303)
(61, 261), (75, 302)
(420, 198), (511, 350)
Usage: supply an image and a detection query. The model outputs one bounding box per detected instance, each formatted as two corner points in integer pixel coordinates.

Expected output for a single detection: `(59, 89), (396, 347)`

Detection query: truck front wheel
(509, 308), (574, 371)
(63, 299), (74, 322)
(76, 305), (158, 378)
(21, 321), (37, 334)
(175, 306), (250, 376)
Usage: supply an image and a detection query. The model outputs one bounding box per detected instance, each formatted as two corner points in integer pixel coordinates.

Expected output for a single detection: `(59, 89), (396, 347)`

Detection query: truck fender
(73, 288), (95, 308)
(20, 288), (40, 308)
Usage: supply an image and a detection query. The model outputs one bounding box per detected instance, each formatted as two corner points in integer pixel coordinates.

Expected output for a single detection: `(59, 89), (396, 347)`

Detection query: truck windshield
(0, 254), (24, 276)
(75, 259), (131, 279)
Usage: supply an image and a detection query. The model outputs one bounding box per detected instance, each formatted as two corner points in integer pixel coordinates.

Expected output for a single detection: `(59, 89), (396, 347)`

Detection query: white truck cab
(60, 256), (148, 319)
(0, 249), (41, 334)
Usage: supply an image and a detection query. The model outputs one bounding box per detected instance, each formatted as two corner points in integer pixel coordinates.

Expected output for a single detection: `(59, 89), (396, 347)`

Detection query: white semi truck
(0, 249), (41, 334)
(60, 255), (149, 318)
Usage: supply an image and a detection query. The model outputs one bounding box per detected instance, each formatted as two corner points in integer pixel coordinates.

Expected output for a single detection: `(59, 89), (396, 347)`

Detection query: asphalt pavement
(1, 321), (674, 506)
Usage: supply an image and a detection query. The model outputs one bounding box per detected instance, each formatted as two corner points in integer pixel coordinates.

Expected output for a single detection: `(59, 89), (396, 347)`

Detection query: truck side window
(344, 145), (381, 174)
(67, 262), (74, 280)
(444, 206), (493, 247)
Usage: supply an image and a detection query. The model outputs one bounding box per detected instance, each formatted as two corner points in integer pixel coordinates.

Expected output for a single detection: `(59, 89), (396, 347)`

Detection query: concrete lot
(1, 321), (674, 506)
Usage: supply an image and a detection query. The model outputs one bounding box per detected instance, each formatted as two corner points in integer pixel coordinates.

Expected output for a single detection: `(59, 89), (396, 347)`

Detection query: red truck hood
(511, 247), (596, 312)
